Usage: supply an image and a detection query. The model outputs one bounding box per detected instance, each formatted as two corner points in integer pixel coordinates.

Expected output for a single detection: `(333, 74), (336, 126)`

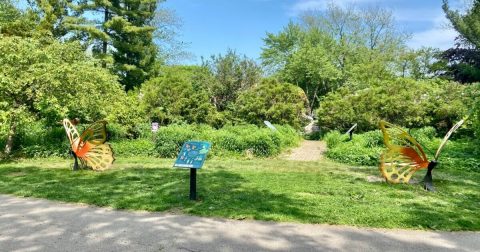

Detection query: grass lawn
(0, 157), (478, 231)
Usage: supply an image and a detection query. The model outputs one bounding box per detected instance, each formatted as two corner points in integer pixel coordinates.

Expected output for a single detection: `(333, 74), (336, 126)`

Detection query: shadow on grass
(0, 164), (317, 222)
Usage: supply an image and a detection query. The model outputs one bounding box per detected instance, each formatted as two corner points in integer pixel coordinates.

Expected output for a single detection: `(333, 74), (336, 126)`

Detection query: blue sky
(163, 0), (464, 63)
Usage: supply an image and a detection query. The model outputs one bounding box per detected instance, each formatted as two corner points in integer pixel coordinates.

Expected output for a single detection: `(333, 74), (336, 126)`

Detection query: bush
(140, 67), (220, 126)
(234, 78), (309, 129)
(14, 121), (70, 157)
(317, 78), (472, 133)
(324, 130), (382, 166)
(111, 139), (155, 157)
(153, 124), (300, 158)
(324, 126), (479, 171)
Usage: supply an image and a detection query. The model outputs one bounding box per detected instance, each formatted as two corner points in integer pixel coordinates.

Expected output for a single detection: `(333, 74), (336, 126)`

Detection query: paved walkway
(284, 140), (327, 161)
(1, 195), (479, 252)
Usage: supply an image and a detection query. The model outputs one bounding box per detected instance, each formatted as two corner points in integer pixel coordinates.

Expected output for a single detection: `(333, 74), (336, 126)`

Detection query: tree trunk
(4, 120), (16, 155)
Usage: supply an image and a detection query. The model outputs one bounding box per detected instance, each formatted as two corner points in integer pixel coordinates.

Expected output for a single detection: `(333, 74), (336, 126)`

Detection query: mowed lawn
(0, 157), (478, 231)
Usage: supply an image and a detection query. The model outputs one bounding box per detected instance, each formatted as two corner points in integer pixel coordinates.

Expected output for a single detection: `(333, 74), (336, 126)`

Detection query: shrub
(111, 139), (155, 157)
(317, 78), (472, 133)
(153, 124), (300, 158)
(140, 67), (220, 126)
(324, 126), (479, 170)
(234, 78), (309, 129)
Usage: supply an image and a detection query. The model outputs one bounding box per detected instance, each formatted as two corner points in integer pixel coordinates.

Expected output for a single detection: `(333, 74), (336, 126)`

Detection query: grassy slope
(0, 157), (478, 231)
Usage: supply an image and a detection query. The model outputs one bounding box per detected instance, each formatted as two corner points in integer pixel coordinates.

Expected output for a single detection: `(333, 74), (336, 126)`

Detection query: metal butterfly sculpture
(62, 118), (115, 171)
(379, 119), (465, 191)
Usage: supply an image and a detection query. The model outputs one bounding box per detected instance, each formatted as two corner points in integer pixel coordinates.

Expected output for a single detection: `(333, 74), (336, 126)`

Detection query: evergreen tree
(67, 0), (158, 90)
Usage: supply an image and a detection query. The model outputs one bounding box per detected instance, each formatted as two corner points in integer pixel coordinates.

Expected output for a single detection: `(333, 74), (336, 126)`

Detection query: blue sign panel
(174, 141), (211, 169)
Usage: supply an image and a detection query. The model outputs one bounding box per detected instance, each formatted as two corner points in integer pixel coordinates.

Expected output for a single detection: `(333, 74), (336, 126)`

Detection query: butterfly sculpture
(379, 119), (465, 191)
(62, 118), (115, 171)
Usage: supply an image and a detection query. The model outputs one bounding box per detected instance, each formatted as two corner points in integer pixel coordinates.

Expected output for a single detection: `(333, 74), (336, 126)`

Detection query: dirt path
(284, 140), (327, 161)
(0, 194), (479, 252)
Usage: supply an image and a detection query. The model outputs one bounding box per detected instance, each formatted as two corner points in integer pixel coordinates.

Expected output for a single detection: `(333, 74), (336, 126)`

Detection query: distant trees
(442, 0), (480, 136)
(202, 49), (262, 111)
(261, 4), (409, 113)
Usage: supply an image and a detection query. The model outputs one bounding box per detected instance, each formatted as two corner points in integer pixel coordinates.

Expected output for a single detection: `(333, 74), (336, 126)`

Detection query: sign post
(173, 141), (211, 200)
(346, 123), (357, 141)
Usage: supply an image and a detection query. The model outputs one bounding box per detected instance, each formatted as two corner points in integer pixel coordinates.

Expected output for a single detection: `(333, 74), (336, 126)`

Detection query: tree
(0, 0), (38, 37)
(441, 1), (480, 83)
(202, 49), (262, 111)
(234, 79), (309, 129)
(261, 3), (408, 110)
(140, 66), (220, 126)
(0, 36), (125, 155)
(284, 42), (341, 114)
(443, 0), (480, 48)
(66, 0), (158, 90)
(396, 47), (439, 80)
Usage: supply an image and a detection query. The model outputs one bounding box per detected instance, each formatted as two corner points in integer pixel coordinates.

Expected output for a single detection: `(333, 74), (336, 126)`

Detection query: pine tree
(67, 0), (158, 90)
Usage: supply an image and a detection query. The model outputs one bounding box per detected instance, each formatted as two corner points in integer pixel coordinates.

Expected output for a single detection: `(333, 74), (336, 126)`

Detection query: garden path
(284, 140), (327, 161)
(0, 194), (478, 252)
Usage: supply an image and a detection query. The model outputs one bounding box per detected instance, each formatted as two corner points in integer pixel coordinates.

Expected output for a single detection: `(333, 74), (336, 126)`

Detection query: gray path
(284, 140), (326, 161)
(0, 194), (479, 252)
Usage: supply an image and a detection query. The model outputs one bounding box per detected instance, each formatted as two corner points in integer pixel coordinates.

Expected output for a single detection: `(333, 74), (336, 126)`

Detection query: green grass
(0, 157), (479, 231)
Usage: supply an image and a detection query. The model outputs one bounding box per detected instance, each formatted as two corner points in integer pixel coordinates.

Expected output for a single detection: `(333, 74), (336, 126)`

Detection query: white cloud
(408, 28), (458, 49)
(407, 14), (458, 49)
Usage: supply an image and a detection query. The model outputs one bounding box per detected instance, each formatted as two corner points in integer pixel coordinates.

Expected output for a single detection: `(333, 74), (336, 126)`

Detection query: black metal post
(189, 168), (197, 200)
(349, 131), (353, 141)
(72, 151), (79, 171)
(423, 161), (437, 192)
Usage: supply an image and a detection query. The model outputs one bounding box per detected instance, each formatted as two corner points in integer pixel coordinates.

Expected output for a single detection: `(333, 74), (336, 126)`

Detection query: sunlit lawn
(0, 157), (478, 231)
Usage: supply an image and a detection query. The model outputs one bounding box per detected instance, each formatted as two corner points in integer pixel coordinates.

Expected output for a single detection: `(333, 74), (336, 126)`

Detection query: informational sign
(346, 123), (357, 134)
(264, 121), (277, 131)
(174, 141), (211, 169)
(151, 122), (159, 132)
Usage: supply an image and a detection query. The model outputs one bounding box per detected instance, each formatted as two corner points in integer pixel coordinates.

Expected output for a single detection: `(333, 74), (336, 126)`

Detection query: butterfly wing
(79, 120), (108, 146)
(379, 121), (430, 183)
(434, 118), (465, 160)
(79, 143), (115, 171)
(76, 120), (114, 171)
(62, 119), (81, 152)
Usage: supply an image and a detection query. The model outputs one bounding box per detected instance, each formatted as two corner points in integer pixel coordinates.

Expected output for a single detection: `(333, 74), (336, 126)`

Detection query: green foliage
(324, 130), (383, 166)
(0, 0), (38, 37)
(65, 0), (159, 90)
(317, 78), (471, 133)
(202, 49), (262, 111)
(261, 4), (408, 110)
(140, 67), (220, 126)
(11, 120), (69, 158)
(153, 124), (300, 158)
(234, 79), (309, 129)
(325, 127), (480, 174)
(111, 139), (156, 157)
(443, 0), (480, 48)
(0, 36), (126, 154)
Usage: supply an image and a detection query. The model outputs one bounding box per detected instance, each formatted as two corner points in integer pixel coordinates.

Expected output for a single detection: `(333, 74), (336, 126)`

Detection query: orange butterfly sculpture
(62, 118), (115, 171)
(379, 119), (465, 191)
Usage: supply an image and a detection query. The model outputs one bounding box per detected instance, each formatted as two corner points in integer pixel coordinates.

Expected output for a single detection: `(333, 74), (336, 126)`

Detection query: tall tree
(0, 0), (38, 37)
(443, 0), (480, 48)
(202, 49), (262, 111)
(261, 4), (407, 110)
(66, 0), (158, 90)
(441, 0), (480, 83)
